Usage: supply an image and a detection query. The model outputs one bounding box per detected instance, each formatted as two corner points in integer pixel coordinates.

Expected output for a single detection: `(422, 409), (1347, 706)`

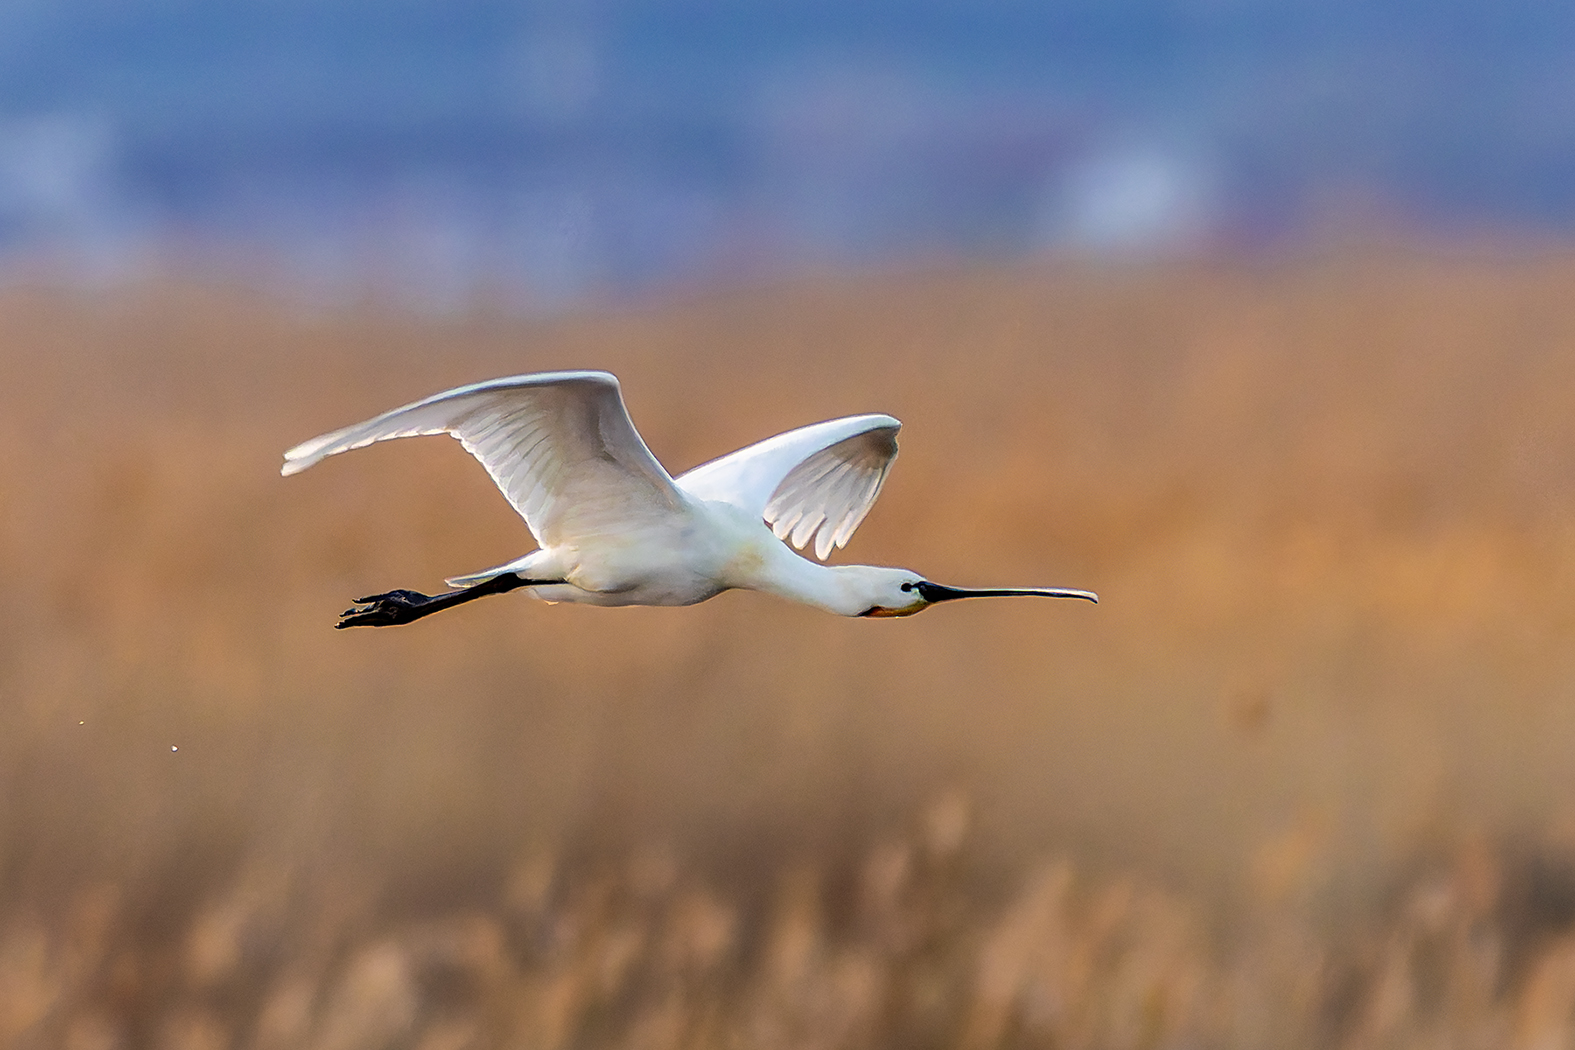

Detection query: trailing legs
(336, 572), (561, 628)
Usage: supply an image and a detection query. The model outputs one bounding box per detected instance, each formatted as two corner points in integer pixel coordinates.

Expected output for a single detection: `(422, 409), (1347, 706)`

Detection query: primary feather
(675, 414), (900, 559)
(282, 371), (681, 548)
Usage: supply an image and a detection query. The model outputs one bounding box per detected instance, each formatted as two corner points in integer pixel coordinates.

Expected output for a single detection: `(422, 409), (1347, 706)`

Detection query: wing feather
(282, 371), (682, 547)
(675, 414), (900, 560)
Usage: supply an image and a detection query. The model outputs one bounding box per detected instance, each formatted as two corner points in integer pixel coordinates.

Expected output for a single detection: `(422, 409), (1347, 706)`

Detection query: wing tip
(280, 448), (316, 477)
(280, 434), (335, 476)
(278, 369), (627, 481)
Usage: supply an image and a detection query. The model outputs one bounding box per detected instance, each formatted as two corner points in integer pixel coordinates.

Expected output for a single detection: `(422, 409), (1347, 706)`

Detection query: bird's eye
(900, 582), (914, 592)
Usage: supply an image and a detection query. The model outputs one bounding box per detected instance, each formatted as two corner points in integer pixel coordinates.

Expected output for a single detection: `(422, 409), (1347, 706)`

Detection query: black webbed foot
(337, 589), (438, 628)
(333, 573), (552, 629)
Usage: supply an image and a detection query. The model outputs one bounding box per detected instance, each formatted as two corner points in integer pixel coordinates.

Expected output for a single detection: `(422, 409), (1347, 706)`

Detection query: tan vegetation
(5, 253), (1575, 1047)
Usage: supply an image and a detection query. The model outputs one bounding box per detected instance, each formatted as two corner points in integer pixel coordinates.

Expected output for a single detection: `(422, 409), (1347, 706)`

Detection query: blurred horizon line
(6, 0), (1575, 310)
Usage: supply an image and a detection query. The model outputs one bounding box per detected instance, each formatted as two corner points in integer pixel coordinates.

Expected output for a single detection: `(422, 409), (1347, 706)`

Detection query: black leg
(336, 573), (560, 629)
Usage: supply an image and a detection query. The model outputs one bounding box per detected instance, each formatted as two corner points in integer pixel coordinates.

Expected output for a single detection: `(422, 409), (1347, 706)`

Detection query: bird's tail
(444, 550), (556, 590)
(444, 568), (507, 589)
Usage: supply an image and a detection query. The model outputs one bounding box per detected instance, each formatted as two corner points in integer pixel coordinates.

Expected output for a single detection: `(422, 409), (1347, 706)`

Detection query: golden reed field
(6, 252), (1575, 1048)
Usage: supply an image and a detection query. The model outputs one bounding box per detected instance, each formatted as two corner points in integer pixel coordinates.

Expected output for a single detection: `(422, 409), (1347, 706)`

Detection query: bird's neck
(734, 539), (875, 617)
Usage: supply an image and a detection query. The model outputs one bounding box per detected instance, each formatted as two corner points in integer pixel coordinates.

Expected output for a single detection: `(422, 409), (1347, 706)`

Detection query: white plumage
(283, 370), (1095, 627)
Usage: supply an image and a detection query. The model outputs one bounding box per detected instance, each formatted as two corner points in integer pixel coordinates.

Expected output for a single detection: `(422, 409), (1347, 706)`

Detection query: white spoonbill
(282, 371), (1097, 627)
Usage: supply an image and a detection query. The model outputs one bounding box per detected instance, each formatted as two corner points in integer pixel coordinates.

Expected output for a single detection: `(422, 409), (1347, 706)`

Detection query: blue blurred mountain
(2, 0), (1572, 303)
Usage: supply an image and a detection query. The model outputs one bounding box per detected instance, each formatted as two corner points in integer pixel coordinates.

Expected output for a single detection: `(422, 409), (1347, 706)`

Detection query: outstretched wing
(282, 371), (683, 548)
(676, 414), (900, 560)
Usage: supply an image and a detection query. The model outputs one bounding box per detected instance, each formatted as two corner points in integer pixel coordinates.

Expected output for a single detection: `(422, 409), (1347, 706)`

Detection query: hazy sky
(2, 0), (1572, 303)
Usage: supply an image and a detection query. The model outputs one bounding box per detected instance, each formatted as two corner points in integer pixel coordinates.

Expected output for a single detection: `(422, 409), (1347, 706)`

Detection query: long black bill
(914, 581), (1098, 605)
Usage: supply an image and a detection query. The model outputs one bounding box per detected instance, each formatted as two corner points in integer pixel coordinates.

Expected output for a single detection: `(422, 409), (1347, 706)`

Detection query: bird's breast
(552, 511), (737, 607)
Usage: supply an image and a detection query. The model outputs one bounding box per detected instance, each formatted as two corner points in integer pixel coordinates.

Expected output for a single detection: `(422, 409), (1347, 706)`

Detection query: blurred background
(7, 3), (1575, 1049)
(6, 0), (1575, 306)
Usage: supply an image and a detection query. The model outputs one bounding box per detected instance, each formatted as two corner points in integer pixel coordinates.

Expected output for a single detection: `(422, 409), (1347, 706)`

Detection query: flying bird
(282, 371), (1097, 627)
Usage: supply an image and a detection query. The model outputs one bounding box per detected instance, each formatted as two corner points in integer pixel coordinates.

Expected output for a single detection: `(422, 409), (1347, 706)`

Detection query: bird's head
(848, 566), (1098, 618)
